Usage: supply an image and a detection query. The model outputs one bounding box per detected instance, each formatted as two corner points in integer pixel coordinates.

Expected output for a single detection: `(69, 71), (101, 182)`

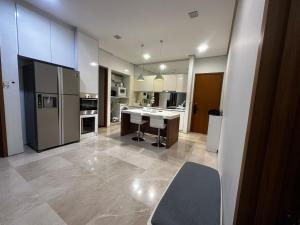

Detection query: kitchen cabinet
(163, 75), (177, 92)
(176, 74), (188, 92)
(134, 76), (154, 92)
(179, 111), (185, 131)
(153, 78), (164, 92)
(51, 21), (75, 68)
(17, 4), (51, 62)
(77, 31), (99, 94)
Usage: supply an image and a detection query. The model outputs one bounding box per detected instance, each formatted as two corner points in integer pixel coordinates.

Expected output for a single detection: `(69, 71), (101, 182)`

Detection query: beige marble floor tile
(16, 156), (73, 181)
(105, 146), (155, 170)
(8, 144), (79, 168)
(3, 203), (67, 225)
(0, 158), (11, 171)
(29, 165), (96, 202)
(188, 149), (218, 170)
(94, 157), (145, 182)
(49, 183), (120, 225)
(86, 211), (150, 225)
(117, 176), (171, 209)
(0, 167), (42, 224)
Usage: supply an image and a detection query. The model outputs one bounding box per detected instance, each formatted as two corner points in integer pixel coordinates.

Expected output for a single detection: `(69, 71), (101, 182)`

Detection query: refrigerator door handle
(58, 67), (63, 145)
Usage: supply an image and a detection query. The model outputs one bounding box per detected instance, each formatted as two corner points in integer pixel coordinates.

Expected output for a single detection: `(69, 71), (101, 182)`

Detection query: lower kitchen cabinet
(179, 111), (185, 131)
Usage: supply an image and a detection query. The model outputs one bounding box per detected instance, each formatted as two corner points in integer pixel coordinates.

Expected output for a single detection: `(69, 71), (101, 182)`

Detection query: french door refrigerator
(24, 62), (80, 152)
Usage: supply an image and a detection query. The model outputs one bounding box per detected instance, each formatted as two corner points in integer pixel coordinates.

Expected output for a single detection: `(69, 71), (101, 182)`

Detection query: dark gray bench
(149, 162), (221, 225)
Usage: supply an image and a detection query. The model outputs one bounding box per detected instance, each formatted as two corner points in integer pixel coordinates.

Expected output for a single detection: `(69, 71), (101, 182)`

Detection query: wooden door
(234, 0), (300, 224)
(0, 51), (8, 157)
(191, 73), (223, 134)
(98, 66), (108, 127)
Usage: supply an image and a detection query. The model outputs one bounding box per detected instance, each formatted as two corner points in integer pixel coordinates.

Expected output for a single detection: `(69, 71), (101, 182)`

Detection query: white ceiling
(23, 0), (236, 64)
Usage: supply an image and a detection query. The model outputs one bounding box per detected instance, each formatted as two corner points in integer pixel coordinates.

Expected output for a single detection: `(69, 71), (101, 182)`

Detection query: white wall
(194, 56), (228, 74)
(185, 55), (228, 132)
(218, 0), (266, 224)
(185, 55), (195, 133)
(0, 0), (24, 155)
(99, 48), (134, 126)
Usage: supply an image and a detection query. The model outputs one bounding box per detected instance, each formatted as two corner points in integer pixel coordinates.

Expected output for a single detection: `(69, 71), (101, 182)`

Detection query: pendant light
(155, 40), (165, 80)
(137, 64), (145, 81)
(137, 44), (145, 81)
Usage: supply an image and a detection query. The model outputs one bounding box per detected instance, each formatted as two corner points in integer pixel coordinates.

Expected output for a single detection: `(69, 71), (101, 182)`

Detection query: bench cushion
(151, 162), (220, 225)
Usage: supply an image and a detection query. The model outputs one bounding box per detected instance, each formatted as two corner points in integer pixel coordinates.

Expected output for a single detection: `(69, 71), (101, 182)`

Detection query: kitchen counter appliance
(24, 62), (80, 152)
(80, 93), (98, 138)
(80, 93), (98, 115)
(111, 86), (126, 97)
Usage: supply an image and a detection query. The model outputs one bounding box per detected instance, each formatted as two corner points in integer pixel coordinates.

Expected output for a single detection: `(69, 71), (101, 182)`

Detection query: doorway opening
(0, 52), (8, 157)
(98, 66), (108, 127)
(190, 73), (223, 134)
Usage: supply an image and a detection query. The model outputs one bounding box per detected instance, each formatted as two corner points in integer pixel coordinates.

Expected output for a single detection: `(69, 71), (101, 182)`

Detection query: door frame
(234, 0), (300, 224)
(0, 50), (8, 157)
(190, 72), (224, 133)
(98, 65), (108, 128)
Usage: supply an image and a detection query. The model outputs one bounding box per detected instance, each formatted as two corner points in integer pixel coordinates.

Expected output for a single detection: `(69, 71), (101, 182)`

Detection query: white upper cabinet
(135, 76), (154, 92)
(176, 74), (188, 92)
(163, 75), (177, 92)
(17, 4), (51, 62)
(77, 31), (99, 94)
(153, 78), (164, 92)
(134, 79), (143, 92)
(50, 21), (75, 68)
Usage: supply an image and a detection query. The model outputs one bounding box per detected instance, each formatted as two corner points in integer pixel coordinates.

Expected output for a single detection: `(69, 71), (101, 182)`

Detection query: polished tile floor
(0, 125), (217, 225)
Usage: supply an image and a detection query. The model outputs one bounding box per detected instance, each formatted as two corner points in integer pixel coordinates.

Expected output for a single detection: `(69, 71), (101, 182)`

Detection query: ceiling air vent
(113, 34), (122, 40)
(188, 11), (199, 19)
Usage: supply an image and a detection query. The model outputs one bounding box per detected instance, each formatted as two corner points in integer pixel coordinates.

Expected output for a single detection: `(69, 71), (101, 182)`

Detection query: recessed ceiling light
(197, 43), (209, 53)
(89, 62), (98, 67)
(143, 53), (151, 60)
(160, 64), (167, 71)
(188, 11), (199, 19)
(124, 69), (129, 73)
(113, 34), (122, 40)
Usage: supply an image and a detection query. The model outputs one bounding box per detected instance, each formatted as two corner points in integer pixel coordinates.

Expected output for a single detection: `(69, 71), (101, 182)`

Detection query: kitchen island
(121, 108), (180, 148)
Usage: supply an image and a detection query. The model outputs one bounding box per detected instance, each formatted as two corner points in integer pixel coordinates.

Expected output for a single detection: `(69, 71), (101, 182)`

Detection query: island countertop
(121, 108), (180, 148)
(122, 108), (180, 120)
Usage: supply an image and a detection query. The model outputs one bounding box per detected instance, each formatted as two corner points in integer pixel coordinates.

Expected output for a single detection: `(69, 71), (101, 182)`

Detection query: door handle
(193, 104), (198, 114)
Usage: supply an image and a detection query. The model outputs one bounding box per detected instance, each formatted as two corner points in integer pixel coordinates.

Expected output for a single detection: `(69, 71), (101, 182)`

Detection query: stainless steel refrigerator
(24, 62), (80, 152)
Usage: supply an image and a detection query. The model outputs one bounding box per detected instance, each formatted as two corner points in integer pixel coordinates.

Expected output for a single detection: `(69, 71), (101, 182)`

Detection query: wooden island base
(121, 112), (179, 149)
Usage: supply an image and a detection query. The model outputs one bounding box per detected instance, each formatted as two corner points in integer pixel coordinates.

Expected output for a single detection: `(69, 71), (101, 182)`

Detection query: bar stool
(130, 112), (147, 142)
(150, 115), (166, 148)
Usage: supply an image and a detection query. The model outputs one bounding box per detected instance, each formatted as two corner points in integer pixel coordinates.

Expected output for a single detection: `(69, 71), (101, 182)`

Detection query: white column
(107, 68), (112, 127)
(183, 55), (195, 133)
(0, 0), (24, 155)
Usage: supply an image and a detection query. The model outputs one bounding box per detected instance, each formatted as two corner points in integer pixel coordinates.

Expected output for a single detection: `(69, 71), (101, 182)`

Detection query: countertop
(128, 106), (186, 112)
(122, 108), (180, 119)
